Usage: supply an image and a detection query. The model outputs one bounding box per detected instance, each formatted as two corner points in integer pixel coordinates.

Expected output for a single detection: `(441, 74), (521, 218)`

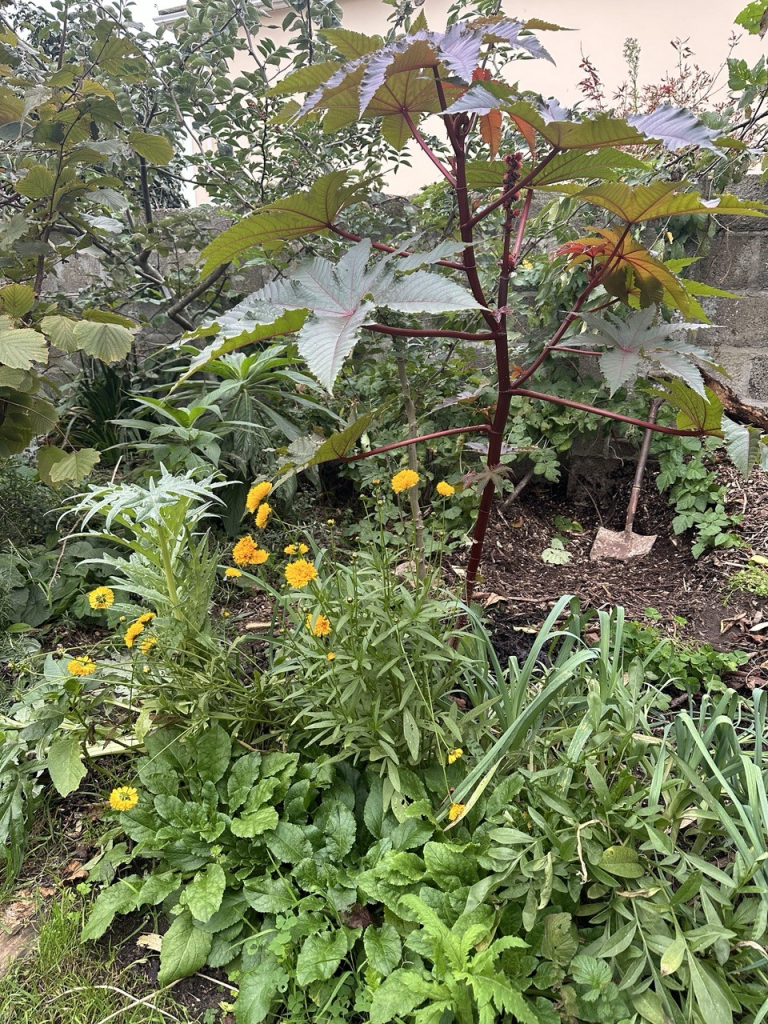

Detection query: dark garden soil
(464, 456), (768, 691)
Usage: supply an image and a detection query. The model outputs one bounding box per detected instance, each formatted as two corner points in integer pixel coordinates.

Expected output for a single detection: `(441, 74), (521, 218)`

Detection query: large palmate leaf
(528, 149), (649, 186)
(276, 409), (381, 483)
(652, 379), (724, 434)
(579, 306), (712, 396)
(722, 416), (763, 476)
(199, 171), (366, 274)
(246, 239), (481, 389)
(575, 181), (766, 224)
(445, 87), (728, 153)
(286, 20), (550, 140)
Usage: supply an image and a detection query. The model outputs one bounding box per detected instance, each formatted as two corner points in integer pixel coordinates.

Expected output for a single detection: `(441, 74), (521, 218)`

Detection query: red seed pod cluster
(502, 151), (524, 210)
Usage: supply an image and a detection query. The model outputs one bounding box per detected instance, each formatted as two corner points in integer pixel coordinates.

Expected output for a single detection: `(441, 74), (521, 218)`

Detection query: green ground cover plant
(4, 3), (768, 1023)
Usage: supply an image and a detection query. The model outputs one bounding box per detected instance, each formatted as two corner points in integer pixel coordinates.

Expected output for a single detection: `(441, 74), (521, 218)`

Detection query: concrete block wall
(691, 176), (768, 404)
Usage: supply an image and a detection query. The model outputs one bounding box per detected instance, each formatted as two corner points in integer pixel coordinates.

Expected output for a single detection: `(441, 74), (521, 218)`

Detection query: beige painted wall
(196, 0), (767, 200)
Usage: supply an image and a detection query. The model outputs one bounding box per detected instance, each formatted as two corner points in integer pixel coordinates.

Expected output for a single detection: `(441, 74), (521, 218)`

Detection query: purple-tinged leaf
(436, 24), (484, 80)
(627, 105), (720, 152)
(539, 97), (571, 122)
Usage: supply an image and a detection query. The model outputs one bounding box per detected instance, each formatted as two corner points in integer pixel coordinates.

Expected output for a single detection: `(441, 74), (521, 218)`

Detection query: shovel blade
(589, 526), (657, 561)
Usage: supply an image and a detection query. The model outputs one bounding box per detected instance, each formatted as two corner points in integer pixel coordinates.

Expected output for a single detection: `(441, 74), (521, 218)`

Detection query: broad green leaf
(599, 845), (644, 878)
(653, 379), (723, 433)
(235, 955), (289, 1024)
(199, 170), (366, 273)
(46, 734), (86, 797)
(529, 149), (649, 186)
(660, 933), (687, 976)
(540, 912), (578, 965)
(158, 910), (212, 985)
(268, 821), (313, 864)
(230, 806), (279, 838)
(0, 85), (24, 125)
(277, 409), (381, 481)
(369, 968), (436, 1024)
(575, 181), (766, 223)
(139, 872), (181, 907)
(242, 876), (297, 913)
(127, 130), (174, 165)
(0, 326), (47, 369)
(267, 61), (343, 97)
(42, 315), (78, 353)
(324, 802), (356, 861)
(73, 320), (133, 362)
(37, 446), (101, 487)
(15, 164), (56, 199)
(81, 877), (143, 941)
(364, 922), (402, 976)
(321, 27), (384, 58)
(193, 725), (231, 783)
(0, 283), (34, 318)
(688, 955), (733, 1024)
(722, 415), (762, 476)
(226, 752), (262, 812)
(295, 929), (348, 986)
(182, 863), (226, 923)
(423, 841), (477, 887)
(402, 707), (420, 761)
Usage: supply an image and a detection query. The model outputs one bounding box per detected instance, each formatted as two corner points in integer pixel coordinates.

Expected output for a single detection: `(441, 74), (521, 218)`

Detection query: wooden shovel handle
(625, 398), (664, 535)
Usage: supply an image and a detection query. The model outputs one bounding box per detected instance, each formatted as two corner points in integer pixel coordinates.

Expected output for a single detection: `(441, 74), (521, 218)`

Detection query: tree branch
(337, 424), (490, 462)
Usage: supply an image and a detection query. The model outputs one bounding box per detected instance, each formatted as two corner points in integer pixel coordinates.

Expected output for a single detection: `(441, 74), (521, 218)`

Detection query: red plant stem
(509, 388), (711, 436)
(330, 224), (464, 270)
(450, 128), (512, 603)
(402, 109), (457, 186)
(510, 189), (533, 268)
(337, 424), (490, 462)
(469, 147), (561, 227)
(366, 323), (495, 342)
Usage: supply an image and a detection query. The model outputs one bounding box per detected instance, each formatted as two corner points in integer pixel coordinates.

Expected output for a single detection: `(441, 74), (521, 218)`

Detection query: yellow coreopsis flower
(327, 652), (336, 661)
(136, 612), (156, 626)
(254, 502), (272, 529)
(436, 481), (455, 497)
(246, 480), (272, 513)
(140, 636), (157, 655)
(67, 656), (96, 677)
(448, 802), (466, 822)
(109, 786), (139, 811)
(232, 536), (269, 567)
(224, 567), (242, 578)
(284, 543), (309, 556)
(284, 559), (318, 589)
(391, 469), (419, 493)
(447, 748), (463, 764)
(306, 613), (331, 637)
(124, 621), (145, 648)
(87, 586), (114, 610)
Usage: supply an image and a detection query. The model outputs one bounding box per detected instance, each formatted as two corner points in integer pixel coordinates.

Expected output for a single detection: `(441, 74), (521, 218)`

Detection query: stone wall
(692, 176), (768, 405)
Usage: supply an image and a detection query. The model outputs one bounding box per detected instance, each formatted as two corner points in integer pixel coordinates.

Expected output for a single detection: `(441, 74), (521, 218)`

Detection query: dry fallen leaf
(136, 933), (163, 952)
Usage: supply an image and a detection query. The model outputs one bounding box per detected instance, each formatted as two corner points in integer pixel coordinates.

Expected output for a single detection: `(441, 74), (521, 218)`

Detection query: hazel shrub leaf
(0, 325), (47, 369)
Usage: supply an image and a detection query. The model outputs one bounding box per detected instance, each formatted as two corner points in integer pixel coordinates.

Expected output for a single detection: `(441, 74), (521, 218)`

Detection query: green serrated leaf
(128, 130), (174, 165)
(0, 283), (34, 318)
(364, 922), (402, 976)
(73, 320), (133, 362)
(193, 725), (231, 784)
(37, 446), (101, 487)
(182, 863), (226, 923)
(46, 734), (86, 797)
(0, 326), (47, 370)
(235, 955), (289, 1024)
(199, 170), (366, 273)
(158, 910), (212, 985)
(295, 929), (348, 986)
